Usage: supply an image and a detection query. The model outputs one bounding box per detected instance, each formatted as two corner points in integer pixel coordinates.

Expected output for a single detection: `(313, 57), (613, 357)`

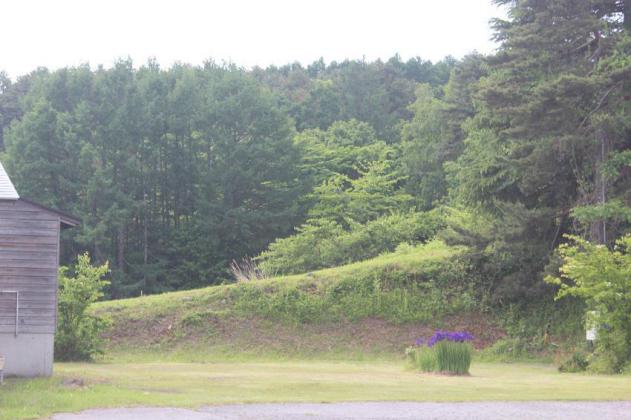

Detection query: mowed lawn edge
(2, 361), (631, 420)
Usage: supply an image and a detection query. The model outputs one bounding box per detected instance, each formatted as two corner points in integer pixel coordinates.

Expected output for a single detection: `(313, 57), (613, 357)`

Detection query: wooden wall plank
(0, 219), (59, 229)
(0, 199), (62, 336)
(0, 235), (59, 246)
(0, 268), (58, 277)
(0, 228), (58, 236)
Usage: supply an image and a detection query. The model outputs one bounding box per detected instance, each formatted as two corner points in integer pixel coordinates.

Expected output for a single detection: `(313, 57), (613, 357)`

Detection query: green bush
(546, 235), (631, 373)
(476, 337), (558, 363)
(479, 338), (528, 361)
(587, 351), (621, 374)
(55, 254), (110, 361)
(434, 341), (472, 375)
(259, 210), (443, 275)
(558, 350), (589, 373)
(496, 300), (585, 348)
(471, 298), (584, 363)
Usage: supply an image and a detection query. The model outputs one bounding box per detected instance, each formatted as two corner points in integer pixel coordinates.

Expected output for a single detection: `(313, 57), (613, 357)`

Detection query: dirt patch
(62, 378), (86, 388)
(103, 313), (180, 345)
(103, 311), (504, 356)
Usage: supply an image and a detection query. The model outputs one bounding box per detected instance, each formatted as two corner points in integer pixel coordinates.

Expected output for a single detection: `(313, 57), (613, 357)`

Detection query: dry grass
(229, 257), (269, 282)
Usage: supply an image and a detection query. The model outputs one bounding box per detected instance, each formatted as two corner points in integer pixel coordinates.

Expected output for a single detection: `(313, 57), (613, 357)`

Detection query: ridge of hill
(93, 240), (504, 360)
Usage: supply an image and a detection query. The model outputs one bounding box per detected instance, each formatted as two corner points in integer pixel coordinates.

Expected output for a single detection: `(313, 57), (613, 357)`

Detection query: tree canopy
(1, 1), (630, 303)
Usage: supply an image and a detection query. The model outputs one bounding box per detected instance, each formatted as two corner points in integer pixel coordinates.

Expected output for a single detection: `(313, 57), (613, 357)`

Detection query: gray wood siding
(0, 199), (59, 335)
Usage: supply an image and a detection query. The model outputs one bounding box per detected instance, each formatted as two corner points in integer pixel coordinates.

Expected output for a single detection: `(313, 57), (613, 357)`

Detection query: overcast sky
(2, 0), (506, 78)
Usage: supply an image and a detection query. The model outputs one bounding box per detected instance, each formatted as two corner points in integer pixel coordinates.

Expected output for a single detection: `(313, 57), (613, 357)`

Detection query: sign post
(586, 310), (599, 348)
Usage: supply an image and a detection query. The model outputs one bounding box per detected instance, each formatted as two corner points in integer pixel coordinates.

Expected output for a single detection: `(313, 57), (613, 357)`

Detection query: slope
(93, 240), (503, 360)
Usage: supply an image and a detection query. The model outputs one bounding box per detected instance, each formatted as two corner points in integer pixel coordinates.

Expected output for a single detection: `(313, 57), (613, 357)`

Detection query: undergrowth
(476, 298), (585, 363)
(89, 241), (502, 358)
(96, 240), (476, 326)
(228, 251), (476, 324)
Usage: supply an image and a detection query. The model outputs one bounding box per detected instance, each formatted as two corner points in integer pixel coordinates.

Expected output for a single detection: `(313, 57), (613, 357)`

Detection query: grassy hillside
(94, 241), (503, 359)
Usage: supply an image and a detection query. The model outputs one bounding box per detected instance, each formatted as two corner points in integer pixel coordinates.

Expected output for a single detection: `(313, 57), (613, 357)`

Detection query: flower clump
(408, 330), (474, 375)
(414, 330), (473, 347)
(415, 330), (474, 347)
(428, 330), (473, 347)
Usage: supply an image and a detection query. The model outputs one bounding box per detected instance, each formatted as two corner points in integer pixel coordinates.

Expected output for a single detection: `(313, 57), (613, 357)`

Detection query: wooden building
(0, 161), (79, 376)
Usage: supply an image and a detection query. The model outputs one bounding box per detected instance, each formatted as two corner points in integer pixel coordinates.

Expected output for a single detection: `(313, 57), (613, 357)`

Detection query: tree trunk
(625, 0), (631, 32)
(143, 192), (148, 291)
(591, 130), (608, 244)
(117, 225), (125, 273)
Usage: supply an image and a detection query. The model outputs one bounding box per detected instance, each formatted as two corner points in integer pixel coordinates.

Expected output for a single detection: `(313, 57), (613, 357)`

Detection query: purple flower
(425, 330), (473, 347)
(414, 337), (424, 346)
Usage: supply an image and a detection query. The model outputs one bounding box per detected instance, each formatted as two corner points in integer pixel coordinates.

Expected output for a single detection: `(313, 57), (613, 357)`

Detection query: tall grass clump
(407, 330), (473, 375)
(434, 341), (472, 375)
(406, 341), (436, 372)
(230, 257), (270, 282)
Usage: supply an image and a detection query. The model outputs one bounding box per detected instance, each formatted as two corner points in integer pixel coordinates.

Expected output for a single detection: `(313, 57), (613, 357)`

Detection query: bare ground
(104, 313), (504, 355)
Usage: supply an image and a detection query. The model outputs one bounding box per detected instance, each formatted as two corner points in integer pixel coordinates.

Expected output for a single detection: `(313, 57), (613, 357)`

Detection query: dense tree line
(2, 0), (630, 304)
(448, 0), (631, 301)
(0, 57), (451, 297)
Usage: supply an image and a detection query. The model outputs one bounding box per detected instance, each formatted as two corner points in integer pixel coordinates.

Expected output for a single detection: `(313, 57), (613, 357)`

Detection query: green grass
(94, 240), (463, 320)
(3, 360), (631, 420)
(0, 242), (618, 419)
(90, 241), (492, 358)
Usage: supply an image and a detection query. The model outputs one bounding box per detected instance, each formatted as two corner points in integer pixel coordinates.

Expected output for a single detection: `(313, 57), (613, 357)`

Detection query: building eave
(18, 198), (80, 228)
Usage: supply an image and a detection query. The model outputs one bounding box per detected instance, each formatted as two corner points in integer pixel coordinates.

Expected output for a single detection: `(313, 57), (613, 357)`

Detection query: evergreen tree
(446, 0), (631, 300)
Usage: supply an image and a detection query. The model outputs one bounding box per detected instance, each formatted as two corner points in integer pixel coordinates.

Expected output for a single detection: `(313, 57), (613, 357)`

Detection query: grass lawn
(2, 360), (631, 420)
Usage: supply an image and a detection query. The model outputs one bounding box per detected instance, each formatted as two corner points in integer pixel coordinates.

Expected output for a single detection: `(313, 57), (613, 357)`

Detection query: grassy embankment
(93, 240), (502, 360)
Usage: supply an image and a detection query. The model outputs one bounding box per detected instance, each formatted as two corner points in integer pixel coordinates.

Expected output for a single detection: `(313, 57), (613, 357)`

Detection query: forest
(1, 0), (630, 306)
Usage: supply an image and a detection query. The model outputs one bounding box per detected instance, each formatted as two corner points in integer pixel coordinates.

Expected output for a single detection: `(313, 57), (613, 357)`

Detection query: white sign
(586, 310), (599, 341)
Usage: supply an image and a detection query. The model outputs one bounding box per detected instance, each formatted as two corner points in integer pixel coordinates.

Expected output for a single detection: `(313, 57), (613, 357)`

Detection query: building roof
(19, 198), (80, 228)
(0, 160), (79, 227)
(0, 161), (19, 200)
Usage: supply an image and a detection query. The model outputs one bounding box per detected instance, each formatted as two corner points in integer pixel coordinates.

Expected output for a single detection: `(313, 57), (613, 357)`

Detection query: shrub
(257, 219), (345, 275)
(558, 350), (589, 373)
(546, 235), (631, 373)
(479, 338), (529, 362)
(497, 300), (585, 349)
(258, 210), (443, 275)
(587, 351), (621, 374)
(55, 254), (110, 361)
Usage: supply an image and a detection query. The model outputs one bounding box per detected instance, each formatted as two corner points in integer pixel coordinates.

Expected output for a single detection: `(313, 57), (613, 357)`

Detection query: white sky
(1, 0), (505, 78)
